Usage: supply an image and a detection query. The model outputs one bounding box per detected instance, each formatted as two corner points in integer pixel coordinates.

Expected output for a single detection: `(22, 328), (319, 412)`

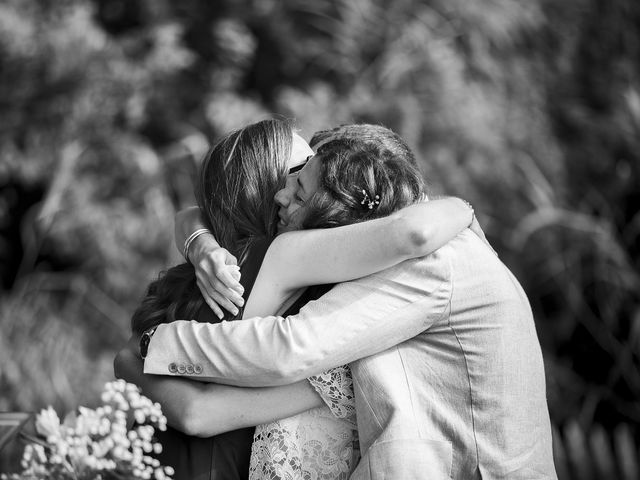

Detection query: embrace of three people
(114, 120), (558, 480)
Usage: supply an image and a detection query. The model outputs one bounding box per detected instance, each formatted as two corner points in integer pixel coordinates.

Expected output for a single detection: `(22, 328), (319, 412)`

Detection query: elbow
(176, 394), (224, 438)
(395, 215), (431, 259)
(175, 398), (209, 437)
(263, 363), (312, 386)
(177, 415), (204, 437)
(230, 362), (307, 387)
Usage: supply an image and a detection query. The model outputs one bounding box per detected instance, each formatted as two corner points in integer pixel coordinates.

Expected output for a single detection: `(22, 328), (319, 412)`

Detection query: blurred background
(0, 0), (638, 477)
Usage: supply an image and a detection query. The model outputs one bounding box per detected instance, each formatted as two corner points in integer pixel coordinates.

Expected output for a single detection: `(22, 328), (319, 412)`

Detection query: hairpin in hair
(361, 189), (380, 210)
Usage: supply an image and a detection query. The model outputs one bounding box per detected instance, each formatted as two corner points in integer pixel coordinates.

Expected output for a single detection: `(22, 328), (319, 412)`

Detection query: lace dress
(249, 365), (358, 480)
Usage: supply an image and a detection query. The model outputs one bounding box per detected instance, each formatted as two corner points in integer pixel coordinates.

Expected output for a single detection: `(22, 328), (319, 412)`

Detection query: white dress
(248, 365), (358, 480)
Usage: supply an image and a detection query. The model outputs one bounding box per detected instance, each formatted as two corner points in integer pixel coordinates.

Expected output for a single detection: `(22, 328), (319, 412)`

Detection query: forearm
(249, 197), (470, 300)
(174, 206), (220, 259)
(192, 381), (322, 437)
(115, 345), (322, 436)
(146, 253), (451, 387)
(114, 347), (203, 433)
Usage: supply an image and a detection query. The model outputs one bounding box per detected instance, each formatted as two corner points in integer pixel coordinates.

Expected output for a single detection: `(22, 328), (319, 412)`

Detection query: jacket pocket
(351, 438), (453, 480)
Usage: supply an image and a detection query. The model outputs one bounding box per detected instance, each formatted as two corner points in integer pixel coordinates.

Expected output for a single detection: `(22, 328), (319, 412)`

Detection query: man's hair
(310, 124), (418, 167)
(302, 138), (424, 230)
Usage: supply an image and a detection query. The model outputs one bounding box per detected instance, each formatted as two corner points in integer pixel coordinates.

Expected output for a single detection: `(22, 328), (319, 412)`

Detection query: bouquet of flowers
(1, 380), (174, 480)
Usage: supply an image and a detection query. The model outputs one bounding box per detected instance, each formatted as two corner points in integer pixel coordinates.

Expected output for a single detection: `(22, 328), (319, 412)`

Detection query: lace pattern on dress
(307, 366), (356, 428)
(249, 407), (355, 480)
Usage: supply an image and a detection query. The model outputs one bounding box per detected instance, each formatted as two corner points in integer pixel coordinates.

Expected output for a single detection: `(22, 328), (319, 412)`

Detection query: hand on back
(188, 234), (245, 318)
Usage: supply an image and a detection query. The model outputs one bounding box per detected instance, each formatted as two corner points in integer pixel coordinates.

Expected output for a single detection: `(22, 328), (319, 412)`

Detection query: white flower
(14, 380), (174, 480)
(137, 425), (153, 441)
(56, 441), (69, 457)
(32, 444), (47, 464)
(35, 406), (61, 438)
(134, 409), (146, 425)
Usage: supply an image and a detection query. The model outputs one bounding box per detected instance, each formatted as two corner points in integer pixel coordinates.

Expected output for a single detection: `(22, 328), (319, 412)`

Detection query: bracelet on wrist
(183, 228), (211, 263)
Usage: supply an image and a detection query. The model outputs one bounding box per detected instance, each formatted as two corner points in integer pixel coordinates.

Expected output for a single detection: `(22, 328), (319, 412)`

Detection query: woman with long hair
(115, 119), (476, 479)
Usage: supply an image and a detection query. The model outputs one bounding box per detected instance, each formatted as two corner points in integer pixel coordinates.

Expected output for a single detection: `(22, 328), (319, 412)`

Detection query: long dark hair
(302, 138), (424, 230)
(131, 119), (293, 335)
(196, 120), (292, 264)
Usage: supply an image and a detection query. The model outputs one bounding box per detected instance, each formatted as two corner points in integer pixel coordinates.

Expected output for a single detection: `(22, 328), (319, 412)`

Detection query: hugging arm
(144, 245), (453, 387)
(176, 197), (472, 316)
(114, 337), (322, 437)
(245, 197), (470, 316)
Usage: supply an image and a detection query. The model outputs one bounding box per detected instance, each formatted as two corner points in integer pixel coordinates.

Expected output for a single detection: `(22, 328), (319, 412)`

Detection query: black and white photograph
(0, 0), (638, 479)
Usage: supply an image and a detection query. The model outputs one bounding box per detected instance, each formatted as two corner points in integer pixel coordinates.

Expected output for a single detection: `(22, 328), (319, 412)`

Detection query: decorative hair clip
(361, 189), (380, 210)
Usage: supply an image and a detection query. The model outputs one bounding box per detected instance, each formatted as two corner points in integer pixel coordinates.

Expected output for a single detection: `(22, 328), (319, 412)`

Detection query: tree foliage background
(1, 0), (639, 477)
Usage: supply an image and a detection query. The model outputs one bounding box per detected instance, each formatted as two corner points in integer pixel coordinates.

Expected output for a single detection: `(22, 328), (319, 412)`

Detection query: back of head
(196, 118), (293, 262)
(310, 124), (418, 167)
(131, 119), (293, 334)
(302, 138), (424, 230)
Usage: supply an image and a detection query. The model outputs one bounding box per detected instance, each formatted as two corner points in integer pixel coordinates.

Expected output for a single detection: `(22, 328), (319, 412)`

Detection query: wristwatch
(139, 326), (157, 360)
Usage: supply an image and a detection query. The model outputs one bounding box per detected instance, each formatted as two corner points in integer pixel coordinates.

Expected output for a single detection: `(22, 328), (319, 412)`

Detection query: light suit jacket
(145, 231), (558, 479)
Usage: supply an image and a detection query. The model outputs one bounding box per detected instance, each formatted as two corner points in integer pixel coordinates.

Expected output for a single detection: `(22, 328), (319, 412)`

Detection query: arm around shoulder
(242, 196), (470, 318)
(392, 197), (473, 258)
(148, 252), (452, 387)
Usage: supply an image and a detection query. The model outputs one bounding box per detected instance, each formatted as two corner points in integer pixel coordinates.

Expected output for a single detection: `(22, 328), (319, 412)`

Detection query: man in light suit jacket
(144, 221), (558, 479)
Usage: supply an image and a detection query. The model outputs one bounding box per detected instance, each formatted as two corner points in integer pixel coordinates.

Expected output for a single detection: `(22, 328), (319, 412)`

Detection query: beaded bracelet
(183, 228), (211, 262)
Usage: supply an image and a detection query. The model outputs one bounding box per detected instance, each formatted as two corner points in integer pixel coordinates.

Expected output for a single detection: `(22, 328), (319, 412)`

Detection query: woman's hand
(189, 234), (245, 318)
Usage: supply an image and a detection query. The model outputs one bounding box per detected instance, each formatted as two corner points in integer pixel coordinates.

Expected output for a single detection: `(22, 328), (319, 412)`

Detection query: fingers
(197, 277), (225, 319)
(229, 266), (241, 282)
(211, 274), (244, 309)
(218, 266), (244, 295)
(209, 290), (240, 317)
(225, 253), (238, 266)
(197, 274), (242, 317)
(196, 271), (243, 315)
(192, 248), (244, 318)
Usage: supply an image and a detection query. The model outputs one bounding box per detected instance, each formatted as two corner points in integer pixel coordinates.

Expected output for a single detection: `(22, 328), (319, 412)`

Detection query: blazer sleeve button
(177, 363), (186, 374)
(168, 363), (178, 373)
(194, 364), (203, 374)
(186, 364), (194, 374)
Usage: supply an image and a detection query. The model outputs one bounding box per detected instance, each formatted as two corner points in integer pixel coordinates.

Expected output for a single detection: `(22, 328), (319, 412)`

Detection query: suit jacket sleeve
(144, 251), (452, 387)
